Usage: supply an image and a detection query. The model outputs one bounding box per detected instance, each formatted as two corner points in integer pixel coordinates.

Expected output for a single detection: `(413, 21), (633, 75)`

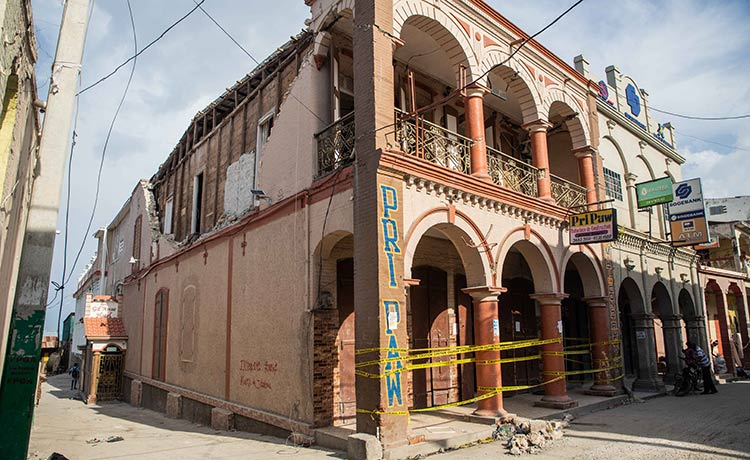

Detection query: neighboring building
(61, 312), (75, 369)
(697, 196), (750, 374)
(0, 0), (41, 386)
(71, 180), (159, 390)
(78, 0), (708, 454)
(574, 57), (705, 390)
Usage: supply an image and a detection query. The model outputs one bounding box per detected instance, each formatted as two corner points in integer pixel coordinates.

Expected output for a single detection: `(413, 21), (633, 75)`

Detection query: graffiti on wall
(238, 359), (278, 390)
(380, 184), (403, 407)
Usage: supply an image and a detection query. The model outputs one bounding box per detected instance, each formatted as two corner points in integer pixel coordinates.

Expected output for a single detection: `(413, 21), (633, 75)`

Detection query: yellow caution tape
(356, 354), (543, 379)
(355, 337), (562, 369)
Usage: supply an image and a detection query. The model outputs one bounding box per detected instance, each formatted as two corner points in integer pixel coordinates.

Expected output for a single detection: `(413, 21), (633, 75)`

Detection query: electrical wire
(649, 107), (750, 121)
(61, 0), (138, 294)
(77, 0), (203, 95)
(359, 0), (586, 142)
(676, 130), (750, 153)
(463, 0), (585, 93)
(191, 0), (325, 124)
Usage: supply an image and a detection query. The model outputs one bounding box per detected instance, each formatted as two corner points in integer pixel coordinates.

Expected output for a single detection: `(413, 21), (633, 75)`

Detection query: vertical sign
(667, 178), (710, 247)
(379, 181), (404, 408)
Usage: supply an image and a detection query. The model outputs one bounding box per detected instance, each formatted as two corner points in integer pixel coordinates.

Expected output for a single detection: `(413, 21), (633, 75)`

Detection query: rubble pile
(492, 415), (568, 455)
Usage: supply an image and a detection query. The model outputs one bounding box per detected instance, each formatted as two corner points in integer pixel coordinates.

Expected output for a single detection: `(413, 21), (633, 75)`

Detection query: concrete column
(463, 287), (512, 419)
(352, 0), (407, 449)
(686, 316), (708, 351)
(574, 148), (598, 209)
(87, 351), (101, 405)
(525, 121), (554, 202)
(464, 87), (490, 180)
(630, 313), (665, 392)
(530, 293), (577, 409)
(660, 315), (685, 384)
(583, 297), (618, 396)
(211, 408), (234, 431)
(625, 173), (638, 228)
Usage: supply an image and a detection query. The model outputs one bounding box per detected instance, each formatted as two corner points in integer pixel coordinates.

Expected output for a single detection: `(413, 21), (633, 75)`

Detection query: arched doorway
(618, 277), (662, 391)
(312, 232), (354, 427)
(679, 288), (702, 348)
(499, 245), (540, 390)
(704, 281), (731, 372)
(407, 223), (485, 409)
(651, 281), (681, 382)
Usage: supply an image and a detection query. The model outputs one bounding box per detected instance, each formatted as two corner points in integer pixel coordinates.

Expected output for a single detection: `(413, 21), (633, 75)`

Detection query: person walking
(68, 363), (80, 390)
(687, 342), (718, 394)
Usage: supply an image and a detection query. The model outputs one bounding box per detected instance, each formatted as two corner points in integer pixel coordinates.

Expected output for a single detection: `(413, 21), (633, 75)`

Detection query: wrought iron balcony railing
(550, 175), (587, 209)
(486, 146), (539, 198)
(315, 112), (355, 177)
(394, 110), (471, 175)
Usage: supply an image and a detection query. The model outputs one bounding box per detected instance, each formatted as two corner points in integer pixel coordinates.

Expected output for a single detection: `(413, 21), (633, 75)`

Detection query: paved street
(442, 381), (750, 460)
(28, 375), (342, 460)
(30, 375), (750, 460)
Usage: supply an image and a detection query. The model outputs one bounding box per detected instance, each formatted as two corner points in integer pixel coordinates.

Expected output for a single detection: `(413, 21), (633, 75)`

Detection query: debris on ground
(85, 435), (124, 445)
(492, 416), (567, 455)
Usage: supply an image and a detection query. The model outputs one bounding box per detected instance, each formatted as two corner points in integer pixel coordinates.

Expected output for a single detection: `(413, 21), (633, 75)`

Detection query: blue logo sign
(675, 183), (692, 200)
(625, 84), (641, 117)
(598, 80), (609, 100)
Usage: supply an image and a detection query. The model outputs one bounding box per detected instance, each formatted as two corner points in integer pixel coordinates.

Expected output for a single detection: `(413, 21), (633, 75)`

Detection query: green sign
(636, 177), (673, 208)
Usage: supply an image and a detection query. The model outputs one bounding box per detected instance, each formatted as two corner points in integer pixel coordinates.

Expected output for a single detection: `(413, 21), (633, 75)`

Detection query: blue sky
(32, 0), (749, 332)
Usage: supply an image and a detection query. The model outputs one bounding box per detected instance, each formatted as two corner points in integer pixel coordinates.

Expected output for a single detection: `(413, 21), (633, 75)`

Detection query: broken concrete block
(347, 433), (382, 460)
(528, 432), (546, 447)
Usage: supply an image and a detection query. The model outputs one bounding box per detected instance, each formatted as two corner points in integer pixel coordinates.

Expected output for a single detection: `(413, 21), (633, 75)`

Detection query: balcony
(551, 176), (587, 209)
(393, 111), (586, 208)
(315, 112), (355, 177)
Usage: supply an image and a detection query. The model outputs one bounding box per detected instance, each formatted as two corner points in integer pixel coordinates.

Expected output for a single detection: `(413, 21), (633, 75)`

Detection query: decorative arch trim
(494, 226), (559, 292)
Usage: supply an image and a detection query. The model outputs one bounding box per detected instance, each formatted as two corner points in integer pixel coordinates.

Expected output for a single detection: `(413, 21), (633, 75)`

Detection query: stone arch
(651, 281), (675, 317)
(601, 135), (630, 176)
(544, 92), (590, 150)
(678, 288), (696, 319)
(636, 154), (656, 180)
(404, 208), (491, 288)
(479, 49), (543, 123)
(393, 0), (480, 83)
(620, 277), (645, 314)
(495, 230), (556, 293)
(560, 250), (605, 298)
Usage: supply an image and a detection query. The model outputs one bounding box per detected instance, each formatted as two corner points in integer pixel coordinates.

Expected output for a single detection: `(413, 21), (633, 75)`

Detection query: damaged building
(68, 0), (727, 456)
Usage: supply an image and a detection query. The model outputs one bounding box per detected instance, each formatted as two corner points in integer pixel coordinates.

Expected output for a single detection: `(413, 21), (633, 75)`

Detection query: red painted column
(464, 87), (490, 180)
(530, 293), (577, 409)
(525, 120), (554, 202)
(463, 287), (513, 419)
(583, 296), (618, 396)
(574, 148), (598, 209)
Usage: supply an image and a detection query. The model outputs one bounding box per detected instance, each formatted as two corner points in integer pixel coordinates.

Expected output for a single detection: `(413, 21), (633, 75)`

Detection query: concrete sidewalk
(29, 374), (343, 460)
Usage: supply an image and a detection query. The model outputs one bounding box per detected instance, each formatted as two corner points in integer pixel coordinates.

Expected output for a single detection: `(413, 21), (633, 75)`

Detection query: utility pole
(0, 0), (91, 457)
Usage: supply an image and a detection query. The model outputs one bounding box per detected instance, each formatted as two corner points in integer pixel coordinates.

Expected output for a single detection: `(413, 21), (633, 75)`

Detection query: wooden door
(410, 266), (451, 407)
(337, 258), (356, 421)
(455, 274), (476, 401)
(498, 278), (539, 387)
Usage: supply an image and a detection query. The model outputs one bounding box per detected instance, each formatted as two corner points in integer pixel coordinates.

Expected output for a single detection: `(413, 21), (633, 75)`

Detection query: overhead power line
(676, 130), (750, 153)
(191, 0), (325, 124)
(465, 0), (585, 90)
(650, 107), (750, 121)
(60, 0), (139, 298)
(78, 0), (205, 95)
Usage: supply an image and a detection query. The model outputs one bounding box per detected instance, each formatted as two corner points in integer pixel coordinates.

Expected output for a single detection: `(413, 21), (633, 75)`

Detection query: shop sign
(667, 178), (710, 247)
(569, 209), (618, 245)
(636, 177), (673, 208)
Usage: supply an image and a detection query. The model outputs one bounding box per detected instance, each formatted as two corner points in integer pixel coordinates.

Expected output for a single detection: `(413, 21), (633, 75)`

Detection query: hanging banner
(569, 208), (618, 245)
(667, 178), (710, 247)
(636, 177), (673, 208)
